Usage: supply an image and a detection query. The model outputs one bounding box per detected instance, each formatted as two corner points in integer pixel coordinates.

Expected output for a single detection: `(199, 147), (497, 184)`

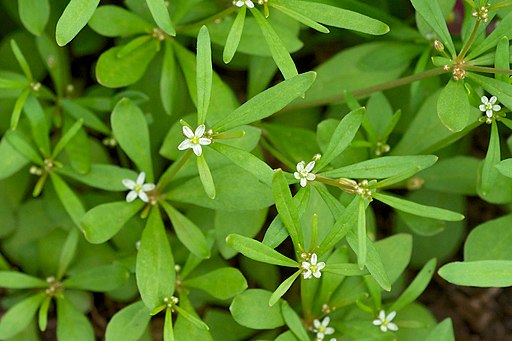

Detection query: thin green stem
(457, 20), (480, 62)
(284, 67), (447, 112)
(176, 6), (237, 32)
(259, 137), (295, 170)
(465, 65), (512, 75)
(158, 150), (193, 191)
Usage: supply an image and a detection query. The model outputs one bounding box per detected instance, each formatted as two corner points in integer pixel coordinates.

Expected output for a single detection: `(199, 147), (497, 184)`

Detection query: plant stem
(158, 150), (193, 191)
(284, 67), (447, 111)
(466, 65), (512, 75)
(457, 20), (480, 63)
(176, 6), (237, 32)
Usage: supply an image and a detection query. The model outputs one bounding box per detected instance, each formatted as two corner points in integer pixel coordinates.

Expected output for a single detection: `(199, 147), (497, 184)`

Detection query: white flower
(177, 124), (211, 156)
(312, 316), (335, 340)
(233, 0), (254, 8)
(294, 161), (316, 187)
(302, 253), (325, 279)
(372, 310), (398, 333)
(479, 96), (501, 118)
(122, 172), (155, 203)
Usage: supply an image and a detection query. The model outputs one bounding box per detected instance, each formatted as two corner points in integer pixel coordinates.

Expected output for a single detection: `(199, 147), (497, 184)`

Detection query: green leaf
(88, 5), (152, 37)
(39, 295), (51, 331)
(146, 0), (175, 36)
(322, 263), (367, 276)
(226, 234), (298, 267)
(272, 170), (303, 248)
(164, 308), (175, 341)
(161, 41), (176, 115)
(0, 271), (47, 288)
(269, 270), (301, 306)
(63, 121), (90, 175)
(197, 154), (216, 199)
(250, 7), (297, 79)
(196, 26), (212, 125)
(223, 6), (247, 63)
(56, 0), (100, 46)
(230, 289), (285, 329)
(0, 137), (29, 180)
(212, 71), (315, 132)
(464, 214), (512, 261)
(96, 41), (158, 88)
(52, 119), (84, 158)
(439, 260), (512, 287)
(81, 200), (144, 244)
(419, 156), (478, 195)
(58, 164), (138, 191)
(375, 234), (412, 285)
(373, 192), (464, 221)
(161, 201), (210, 259)
(437, 79), (469, 132)
(60, 99), (110, 134)
(184, 268), (247, 300)
(4, 129), (43, 165)
(467, 72), (512, 111)
(480, 120), (500, 197)
(63, 264), (129, 292)
(410, 0), (455, 57)
(174, 305), (209, 331)
(136, 208), (175, 310)
(390, 258), (436, 311)
(10, 88), (31, 130)
(23, 94), (50, 155)
(210, 142), (273, 186)
(321, 155), (438, 179)
(0, 293), (45, 339)
(494, 36), (510, 83)
(19, 0), (49, 36)
(466, 11), (512, 60)
(56, 297), (94, 341)
(10, 40), (33, 81)
(425, 318), (455, 341)
(357, 197), (366, 269)
(271, 3), (329, 34)
(50, 173), (85, 228)
(281, 301), (309, 341)
(105, 301), (151, 341)
(57, 229), (80, 280)
(272, 0), (388, 35)
(315, 108), (365, 171)
(111, 98), (153, 180)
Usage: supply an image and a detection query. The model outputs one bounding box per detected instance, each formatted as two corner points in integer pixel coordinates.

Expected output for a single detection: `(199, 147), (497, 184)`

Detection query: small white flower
(294, 160), (316, 187)
(301, 253), (325, 279)
(233, 0), (254, 8)
(177, 124), (211, 156)
(479, 96), (501, 118)
(122, 172), (155, 203)
(372, 310), (398, 333)
(312, 316), (335, 340)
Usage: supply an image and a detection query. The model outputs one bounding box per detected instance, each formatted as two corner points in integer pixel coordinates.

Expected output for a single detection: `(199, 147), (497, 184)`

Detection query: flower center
(310, 264), (318, 272)
(300, 170), (309, 177)
(191, 136), (200, 144)
(485, 103), (493, 111)
(134, 184), (143, 192)
(317, 325), (326, 333)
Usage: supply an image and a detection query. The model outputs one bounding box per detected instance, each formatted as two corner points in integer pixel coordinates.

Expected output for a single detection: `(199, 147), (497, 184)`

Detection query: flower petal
(199, 137), (212, 145)
(313, 270), (322, 278)
(126, 191), (138, 202)
(138, 191), (149, 202)
(493, 104), (501, 111)
(122, 179), (136, 189)
(378, 310), (386, 320)
(136, 172), (146, 185)
(192, 144), (203, 156)
(310, 253), (318, 265)
(388, 323), (398, 331)
(380, 325), (387, 332)
(300, 177), (307, 187)
(479, 104), (486, 112)
(303, 270), (312, 279)
(246, 0), (254, 8)
(316, 262), (326, 271)
(302, 261), (311, 270)
(481, 96), (489, 104)
(490, 96), (497, 104)
(305, 161), (315, 172)
(325, 327), (335, 335)
(296, 161), (305, 172)
(182, 125), (194, 138)
(142, 183), (155, 191)
(313, 319), (321, 329)
(294, 172), (301, 180)
(386, 311), (396, 321)
(307, 173), (316, 181)
(372, 319), (382, 326)
(322, 316), (330, 326)
(195, 124), (206, 137)
(178, 139), (193, 150)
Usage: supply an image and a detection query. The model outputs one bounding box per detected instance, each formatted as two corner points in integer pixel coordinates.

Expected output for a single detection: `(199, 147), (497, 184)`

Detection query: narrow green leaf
(196, 26), (212, 125)
(50, 173), (85, 228)
(161, 41), (176, 115)
(164, 308), (175, 341)
(425, 318), (455, 341)
(81, 201), (144, 244)
(467, 11), (512, 60)
(184, 268), (248, 300)
(496, 158), (512, 178)
(111, 98), (153, 181)
(467, 72), (512, 111)
(271, 3), (329, 34)
(269, 270), (301, 306)
(212, 71), (316, 132)
(19, 0), (49, 36)
(197, 154), (216, 199)
(439, 260), (512, 287)
(0, 136), (30, 180)
(10, 40), (33, 81)
(357, 197), (366, 269)
(272, 170), (303, 248)
(23, 94), (50, 155)
(174, 305), (209, 331)
(57, 229), (80, 280)
(105, 301), (151, 341)
(36, 34), (70, 97)
(161, 201), (210, 259)
(230, 289), (285, 329)
(322, 263), (367, 276)
(316, 107), (365, 171)
(62, 121), (90, 174)
(89, 5), (152, 37)
(58, 164), (137, 191)
(226, 234), (298, 267)
(56, 0), (100, 46)
(0, 271), (47, 288)
(146, 0), (175, 36)
(0, 293), (45, 339)
(0, 78), (27, 89)
(52, 119), (83, 158)
(481, 121), (500, 196)
(250, 7), (298, 79)
(223, 6), (247, 63)
(136, 208), (175, 310)
(210, 142), (273, 186)
(389, 258), (436, 311)
(10, 88), (31, 130)
(410, 0), (455, 56)
(60, 99), (110, 134)
(437, 79), (469, 132)
(494, 36), (510, 83)
(4, 130), (43, 165)
(272, 0), (388, 35)
(38, 295), (51, 331)
(56, 297), (94, 341)
(281, 301), (309, 341)
(321, 155), (438, 179)
(373, 192), (464, 221)
(63, 264), (129, 292)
